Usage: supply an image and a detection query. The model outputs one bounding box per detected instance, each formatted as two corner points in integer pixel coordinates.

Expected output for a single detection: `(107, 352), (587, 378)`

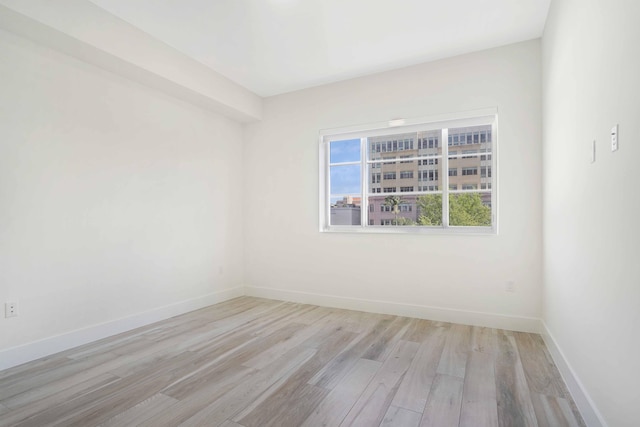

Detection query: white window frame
(319, 108), (498, 234)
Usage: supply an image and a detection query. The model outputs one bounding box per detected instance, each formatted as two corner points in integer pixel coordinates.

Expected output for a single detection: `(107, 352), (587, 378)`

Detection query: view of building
(367, 125), (493, 226)
(330, 196), (361, 225)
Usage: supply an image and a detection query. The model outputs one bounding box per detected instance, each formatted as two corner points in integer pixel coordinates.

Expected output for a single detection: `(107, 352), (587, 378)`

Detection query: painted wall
(0, 1), (262, 122)
(243, 40), (543, 330)
(0, 29), (244, 354)
(542, 0), (640, 426)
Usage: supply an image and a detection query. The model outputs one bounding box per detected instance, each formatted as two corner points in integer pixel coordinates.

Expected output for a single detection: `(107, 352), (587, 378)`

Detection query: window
(399, 155), (412, 163)
(462, 167), (478, 176)
(420, 158), (438, 166)
(383, 172), (396, 180)
(419, 170), (439, 181)
(480, 149), (492, 161)
(320, 109), (496, 233)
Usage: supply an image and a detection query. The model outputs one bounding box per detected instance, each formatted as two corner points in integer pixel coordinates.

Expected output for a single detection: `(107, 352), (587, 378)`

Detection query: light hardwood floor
(0, 297), (585, 427)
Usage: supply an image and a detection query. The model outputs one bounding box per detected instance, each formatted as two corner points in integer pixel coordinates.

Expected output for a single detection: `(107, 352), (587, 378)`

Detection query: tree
(417, 194), (442, 225)
(383, 195), (403, 225)
(391, 217), (416, 226)
(449, 193), (491, 226)
(417, 193), (491, 226)
(383, 195), (416, 226)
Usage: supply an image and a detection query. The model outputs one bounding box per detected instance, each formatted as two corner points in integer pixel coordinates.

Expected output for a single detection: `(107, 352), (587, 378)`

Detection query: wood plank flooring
(0, 297), (585, 427)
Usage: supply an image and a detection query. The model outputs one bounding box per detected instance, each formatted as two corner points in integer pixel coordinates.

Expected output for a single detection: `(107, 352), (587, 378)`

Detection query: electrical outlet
(505, 281), (515, 292)
(5, 301), (18, 318)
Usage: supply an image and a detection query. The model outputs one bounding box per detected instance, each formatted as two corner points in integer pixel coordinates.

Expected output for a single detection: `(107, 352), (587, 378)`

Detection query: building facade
(368, 125), (492, 226)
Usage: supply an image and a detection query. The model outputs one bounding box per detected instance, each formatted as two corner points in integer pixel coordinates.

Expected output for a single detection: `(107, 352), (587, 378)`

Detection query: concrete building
(368, 125), (492, 225)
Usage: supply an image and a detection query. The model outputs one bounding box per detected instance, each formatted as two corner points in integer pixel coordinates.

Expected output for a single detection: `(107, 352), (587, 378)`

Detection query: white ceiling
(89, 0), (550, 97)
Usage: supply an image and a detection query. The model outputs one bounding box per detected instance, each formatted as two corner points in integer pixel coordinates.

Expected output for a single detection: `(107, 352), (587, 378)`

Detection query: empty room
(0, 0), (637, 426)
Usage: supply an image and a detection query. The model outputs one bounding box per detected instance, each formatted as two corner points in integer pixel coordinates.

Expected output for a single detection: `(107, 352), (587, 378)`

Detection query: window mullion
(322, 138), (330, 230)
(361, 137), (368, 228)
(442, 128), (449, 227)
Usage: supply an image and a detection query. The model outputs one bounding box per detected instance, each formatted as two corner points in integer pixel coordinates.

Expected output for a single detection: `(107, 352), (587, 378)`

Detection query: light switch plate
(591, 140), (596, 163)
(611, 124), (619, 151)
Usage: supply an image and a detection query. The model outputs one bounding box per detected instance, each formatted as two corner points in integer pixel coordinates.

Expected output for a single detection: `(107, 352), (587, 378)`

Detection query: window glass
(322, 113), (496, 232)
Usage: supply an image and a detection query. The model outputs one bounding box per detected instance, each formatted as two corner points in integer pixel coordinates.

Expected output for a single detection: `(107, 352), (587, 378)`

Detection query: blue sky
(330, 139), (360, 163)
(330, 139), (361, 196)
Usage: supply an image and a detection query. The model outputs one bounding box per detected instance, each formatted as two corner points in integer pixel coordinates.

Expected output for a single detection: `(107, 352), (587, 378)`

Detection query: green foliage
(391, 217), (416, 226)
(382, 195), (416, 226)
(417, 193), (491, 226)
(449, 193), (491, 226)
(417, 194), (443, 226)
(383, 195), (403, 214)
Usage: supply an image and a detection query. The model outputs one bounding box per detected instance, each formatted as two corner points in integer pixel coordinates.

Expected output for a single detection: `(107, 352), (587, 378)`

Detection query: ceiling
(89, 0), (551, 97)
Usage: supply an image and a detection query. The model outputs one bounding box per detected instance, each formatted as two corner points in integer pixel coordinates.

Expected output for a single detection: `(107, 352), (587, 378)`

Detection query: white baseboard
(245, 286), (541, 333)
(0, 286), (244, 371)
(541, 322), (607, 427)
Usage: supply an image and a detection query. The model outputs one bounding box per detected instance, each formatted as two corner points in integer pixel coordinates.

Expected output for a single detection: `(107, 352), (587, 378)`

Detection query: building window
(320, 110), (496, 232)
(462, 167), (478, 176)
(399, 155), (412, 163)
(419, 158), (439, 166)
(383, 172), (396, 180)
(480, 149), (492, 161)
(419, 170), (439, 181)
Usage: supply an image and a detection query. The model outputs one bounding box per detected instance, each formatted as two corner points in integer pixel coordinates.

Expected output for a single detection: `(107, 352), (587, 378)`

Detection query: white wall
(542, 0), (640, 426)
(243, 40), (543, 331)
(0, 1), (262, 122)
(0, 29), (244, 361)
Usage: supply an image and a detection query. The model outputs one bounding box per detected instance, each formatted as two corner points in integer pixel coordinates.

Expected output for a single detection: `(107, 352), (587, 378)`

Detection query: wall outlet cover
(611, 124), (619, 151)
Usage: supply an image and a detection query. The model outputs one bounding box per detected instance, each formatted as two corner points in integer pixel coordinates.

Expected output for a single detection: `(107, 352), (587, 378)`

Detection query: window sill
(321, 226), (497, 235)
